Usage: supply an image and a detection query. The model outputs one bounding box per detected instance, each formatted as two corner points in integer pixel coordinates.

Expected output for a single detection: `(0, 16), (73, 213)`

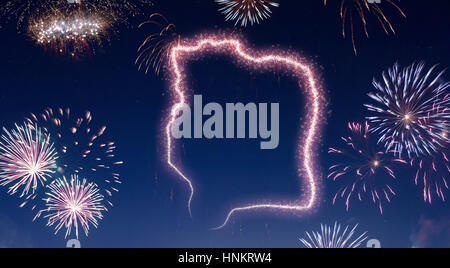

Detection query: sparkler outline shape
(165, 35), (326, 229)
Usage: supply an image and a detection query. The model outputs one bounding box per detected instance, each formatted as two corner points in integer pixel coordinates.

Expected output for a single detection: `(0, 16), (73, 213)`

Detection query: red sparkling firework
(165, 34), (326, 229)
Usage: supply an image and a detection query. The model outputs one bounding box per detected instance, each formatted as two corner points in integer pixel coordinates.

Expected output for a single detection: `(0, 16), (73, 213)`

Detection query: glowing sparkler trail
(328, 122), (407, 214)
(215, 0), (280, 27)
(365, 62), (450, 159)
(41, 175), (106, 239)
(300, 222), (368, 248)
(166, 34), (325, 229)
(0, 123), (58, 198)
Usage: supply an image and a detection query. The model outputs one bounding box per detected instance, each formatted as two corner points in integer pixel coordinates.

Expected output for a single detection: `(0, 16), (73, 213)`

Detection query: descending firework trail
(26, 108), (123, 208)
(0, 123), (58, 200)
(328, 122), (407, 214)
(40, 175), (106, 239)
(215, 0), (280, 27)
(136, 13), (177, 75)
(365, 62), (450, 159)
(300, 222), (368, 248)
(166, 35), (325, 229)
(324, 0), (406, 55)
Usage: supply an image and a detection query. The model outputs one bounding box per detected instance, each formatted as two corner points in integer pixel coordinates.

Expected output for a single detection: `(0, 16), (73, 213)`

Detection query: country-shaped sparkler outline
(165, 35), (326, 229)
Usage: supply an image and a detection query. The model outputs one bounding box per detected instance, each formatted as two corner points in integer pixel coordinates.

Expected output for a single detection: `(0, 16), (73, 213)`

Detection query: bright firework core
(34, 18), (101, 43)
(29, 12), (106, 56)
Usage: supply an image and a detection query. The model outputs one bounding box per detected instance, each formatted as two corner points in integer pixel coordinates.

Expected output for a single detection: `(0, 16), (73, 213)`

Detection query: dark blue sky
(0, 0), (449, 248)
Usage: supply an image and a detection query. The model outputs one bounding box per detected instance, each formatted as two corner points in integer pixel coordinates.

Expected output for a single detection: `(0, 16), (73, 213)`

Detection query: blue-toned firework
(365, 62), (450, 159)
(300, 222), (368, 248)
(328, 122), (407, 214)
(40, 175), (106, 239)
(0, 123), (58, 200)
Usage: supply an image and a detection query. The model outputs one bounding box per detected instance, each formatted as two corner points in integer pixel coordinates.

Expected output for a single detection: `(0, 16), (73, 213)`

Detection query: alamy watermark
(171, 95), (280, 150)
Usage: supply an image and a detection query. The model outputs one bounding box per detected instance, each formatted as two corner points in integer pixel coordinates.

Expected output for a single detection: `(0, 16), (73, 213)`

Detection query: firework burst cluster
(329, 62), (450, 213)
(0, 108), (123, 239)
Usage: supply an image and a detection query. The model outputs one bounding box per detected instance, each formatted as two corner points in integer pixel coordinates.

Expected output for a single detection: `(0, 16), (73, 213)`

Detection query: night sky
(0, 0), (449, 248)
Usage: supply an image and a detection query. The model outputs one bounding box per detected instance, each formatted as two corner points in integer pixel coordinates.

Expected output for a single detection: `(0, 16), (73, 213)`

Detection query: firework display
(300, 222), (368, 248)
(0, 0), (449, 249)
(0, 123), (58, 199)
(40, 175), (106, 239)
(365, 62), (450, 159)
(215, 0), (279, 27)
(328, 122), (407, 214)
(324, 0), (406, 54)
(25, 108), (123, 208)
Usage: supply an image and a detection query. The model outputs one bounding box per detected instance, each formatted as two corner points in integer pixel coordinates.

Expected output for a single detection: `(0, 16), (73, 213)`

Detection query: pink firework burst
(41, 175), (106, 239)
(166, 35), (325, 229)
(328, 122), (407, 214)
(0, 123), (58, 198)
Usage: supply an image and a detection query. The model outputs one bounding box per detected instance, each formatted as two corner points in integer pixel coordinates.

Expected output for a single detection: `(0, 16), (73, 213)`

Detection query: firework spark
(365, 62), (450, 159)
(215, 0), (280, 27)
(166, 35), (325, 229)
(328, 122), (407, 214)
(40, 175), (106, 239)
(26, 108), (123, 208)
(136, 13), (177, 75)
(324, 0), (406, 55)
(0, 123), (58, 198)
(300, 222), (368, 248)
